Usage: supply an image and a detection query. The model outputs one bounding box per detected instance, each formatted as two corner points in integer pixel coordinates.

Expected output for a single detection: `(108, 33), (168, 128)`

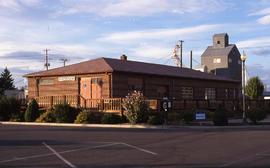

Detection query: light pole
(240, 51), (247, 123)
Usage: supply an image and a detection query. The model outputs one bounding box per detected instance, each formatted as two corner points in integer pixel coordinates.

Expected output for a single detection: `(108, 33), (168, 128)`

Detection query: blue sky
(0, 0), (270, 89)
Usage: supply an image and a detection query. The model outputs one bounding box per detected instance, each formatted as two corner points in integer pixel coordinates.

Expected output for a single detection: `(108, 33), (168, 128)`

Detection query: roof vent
(120, 54), (127, 61)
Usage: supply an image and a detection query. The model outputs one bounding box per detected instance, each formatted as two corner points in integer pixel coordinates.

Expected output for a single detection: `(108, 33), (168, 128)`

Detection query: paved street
(1, 125), (270, 168)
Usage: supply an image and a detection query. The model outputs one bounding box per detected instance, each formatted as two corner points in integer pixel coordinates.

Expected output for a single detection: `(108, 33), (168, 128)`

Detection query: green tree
(24, 99), (39, 122)
(245, 76), (264, 99)
(0, 68), (15, 95)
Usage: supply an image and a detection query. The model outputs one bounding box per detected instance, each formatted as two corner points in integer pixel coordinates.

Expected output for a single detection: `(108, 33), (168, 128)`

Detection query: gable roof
(201, 44), (235, 57)
(25, 57), (238, 82)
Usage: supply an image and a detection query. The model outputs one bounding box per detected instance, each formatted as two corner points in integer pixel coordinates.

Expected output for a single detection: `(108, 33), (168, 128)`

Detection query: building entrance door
(91, 78), (102, 99)
(80, 77), (102, 108)
(80, 78), (91, 99)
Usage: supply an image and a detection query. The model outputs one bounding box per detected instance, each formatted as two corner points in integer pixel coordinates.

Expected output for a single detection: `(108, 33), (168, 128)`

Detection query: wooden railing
(35, 95), (123, 113)
(36, 95), (79, 109)
(34, 95), (270, 113)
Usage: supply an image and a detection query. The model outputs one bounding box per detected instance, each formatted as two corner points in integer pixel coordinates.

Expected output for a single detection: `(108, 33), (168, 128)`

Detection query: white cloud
(57, 0), (230, 17)
(236, 36), (270, 49)
(249, 7), (270, 25)
(128, 45), (171, 59)
(249, 7), (270, 16)
(258, 15), (270, 24)
(0, 0), (41, 12)
(98, 24), (222, 43)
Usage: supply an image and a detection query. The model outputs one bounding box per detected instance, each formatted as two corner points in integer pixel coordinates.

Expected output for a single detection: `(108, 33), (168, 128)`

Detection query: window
(225, 89), (229, 99)
(213, 58), (221, 64)
(182, 87), (193, 99)
(205, 88), (216, 100)
(39, 79), (54, 85)
(217, 41), (220, 44)
(91, 78), (102, 85)
(233, 89), (237, 99)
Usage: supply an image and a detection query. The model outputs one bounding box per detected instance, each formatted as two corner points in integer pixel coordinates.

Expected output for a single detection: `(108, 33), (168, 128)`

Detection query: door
(91, 78), (102, 99)
(80, 77), (102, 108)
(80, 78), (91, 99)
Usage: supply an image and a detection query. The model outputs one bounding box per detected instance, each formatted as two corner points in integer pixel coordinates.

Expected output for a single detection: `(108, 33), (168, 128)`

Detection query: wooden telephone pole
(44, 49), (50, 70)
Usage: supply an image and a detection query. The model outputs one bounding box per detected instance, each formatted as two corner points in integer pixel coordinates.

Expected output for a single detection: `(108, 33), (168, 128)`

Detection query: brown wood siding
(28, 77), (38, 99)
(38, 77), (78, 97)
(27, 73), (110, 99)
(112, 72), (240, 100)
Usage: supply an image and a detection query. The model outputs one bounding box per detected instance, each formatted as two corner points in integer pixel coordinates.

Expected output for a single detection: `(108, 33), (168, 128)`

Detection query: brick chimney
(120, 54), (127, 61)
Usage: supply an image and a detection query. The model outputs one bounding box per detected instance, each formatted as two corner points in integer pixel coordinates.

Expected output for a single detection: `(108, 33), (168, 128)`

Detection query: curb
(1, 122), (270, 130)
(0, 121), (166, 129)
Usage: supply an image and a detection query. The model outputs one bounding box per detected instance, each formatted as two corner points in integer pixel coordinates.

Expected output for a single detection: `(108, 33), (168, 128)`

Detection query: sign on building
(58, 76), (76, 82)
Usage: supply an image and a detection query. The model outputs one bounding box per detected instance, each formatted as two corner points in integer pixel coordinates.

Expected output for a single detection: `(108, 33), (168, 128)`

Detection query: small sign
(196, 111), (206, 120)
(58, 76), (75, 82)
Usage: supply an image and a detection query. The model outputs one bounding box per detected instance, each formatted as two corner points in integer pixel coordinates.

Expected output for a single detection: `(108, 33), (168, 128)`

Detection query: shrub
(207, 111), (215, 121)
(167, 112), (182, 124)
(36, 110), (55, 123)
(182, 110), (195, 124)
(53, 103), (78, 123)
(147, 114), (163, 125)
(101, 113), (122, 124)
(74, 110), (102, 124)
(122, 91), (149, 124)
(213, 105), (228, 126)
(24, 99), (40, 122)
(9, 113), (24, 122)
(247, 107), (267, 124)
(8, 97), (21, 116)
(0, 97), (11, 121)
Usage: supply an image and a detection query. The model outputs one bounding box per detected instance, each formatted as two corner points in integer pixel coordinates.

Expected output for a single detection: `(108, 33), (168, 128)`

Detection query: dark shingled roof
(25, 57), (238, 82)
(201, 44), (235, 57)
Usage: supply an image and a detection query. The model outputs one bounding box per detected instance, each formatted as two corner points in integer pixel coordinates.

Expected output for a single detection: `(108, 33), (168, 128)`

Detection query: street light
(240, 51), (247, 123)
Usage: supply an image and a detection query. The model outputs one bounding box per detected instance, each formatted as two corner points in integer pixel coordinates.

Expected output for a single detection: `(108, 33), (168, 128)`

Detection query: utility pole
(190, 50), (193, 69)
(44, 49), (50, 70)
(60, 58), (68, 67)
(180, 40), (184, 68)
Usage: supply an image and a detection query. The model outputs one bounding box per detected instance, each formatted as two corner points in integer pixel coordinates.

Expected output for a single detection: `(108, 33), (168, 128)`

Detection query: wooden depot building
(25, 55), (241, 102)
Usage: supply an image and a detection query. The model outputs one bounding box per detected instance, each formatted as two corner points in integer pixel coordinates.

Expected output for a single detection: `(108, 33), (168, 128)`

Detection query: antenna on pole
(172, 40), (184, 68)
(172, 43), (180, 67)
(44, 48), (50, 70)
(60, 58), (68, 67)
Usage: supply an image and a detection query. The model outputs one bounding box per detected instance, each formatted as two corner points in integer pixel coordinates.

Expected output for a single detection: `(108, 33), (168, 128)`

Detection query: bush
(213, 105), (228, 126)
(0, 96), (22, 121)
(10, 111), (24, 122)
(167, 112), (182, 124)
(247, 107), (267, 124)
(101, 113), (122, 124)
(122, 91), (149, 124)
(181, 110), (195, 124)
(24, 99), (40, 122)
(0, 97), (11, 121)
(75, 110), (103, 124)
(53, 103), (78, 123)
(36, 110), (55, 123)
(147, 114), (163, 125)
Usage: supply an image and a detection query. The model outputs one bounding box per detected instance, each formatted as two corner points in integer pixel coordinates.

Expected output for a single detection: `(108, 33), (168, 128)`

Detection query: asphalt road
(1, 125), (270, 168)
